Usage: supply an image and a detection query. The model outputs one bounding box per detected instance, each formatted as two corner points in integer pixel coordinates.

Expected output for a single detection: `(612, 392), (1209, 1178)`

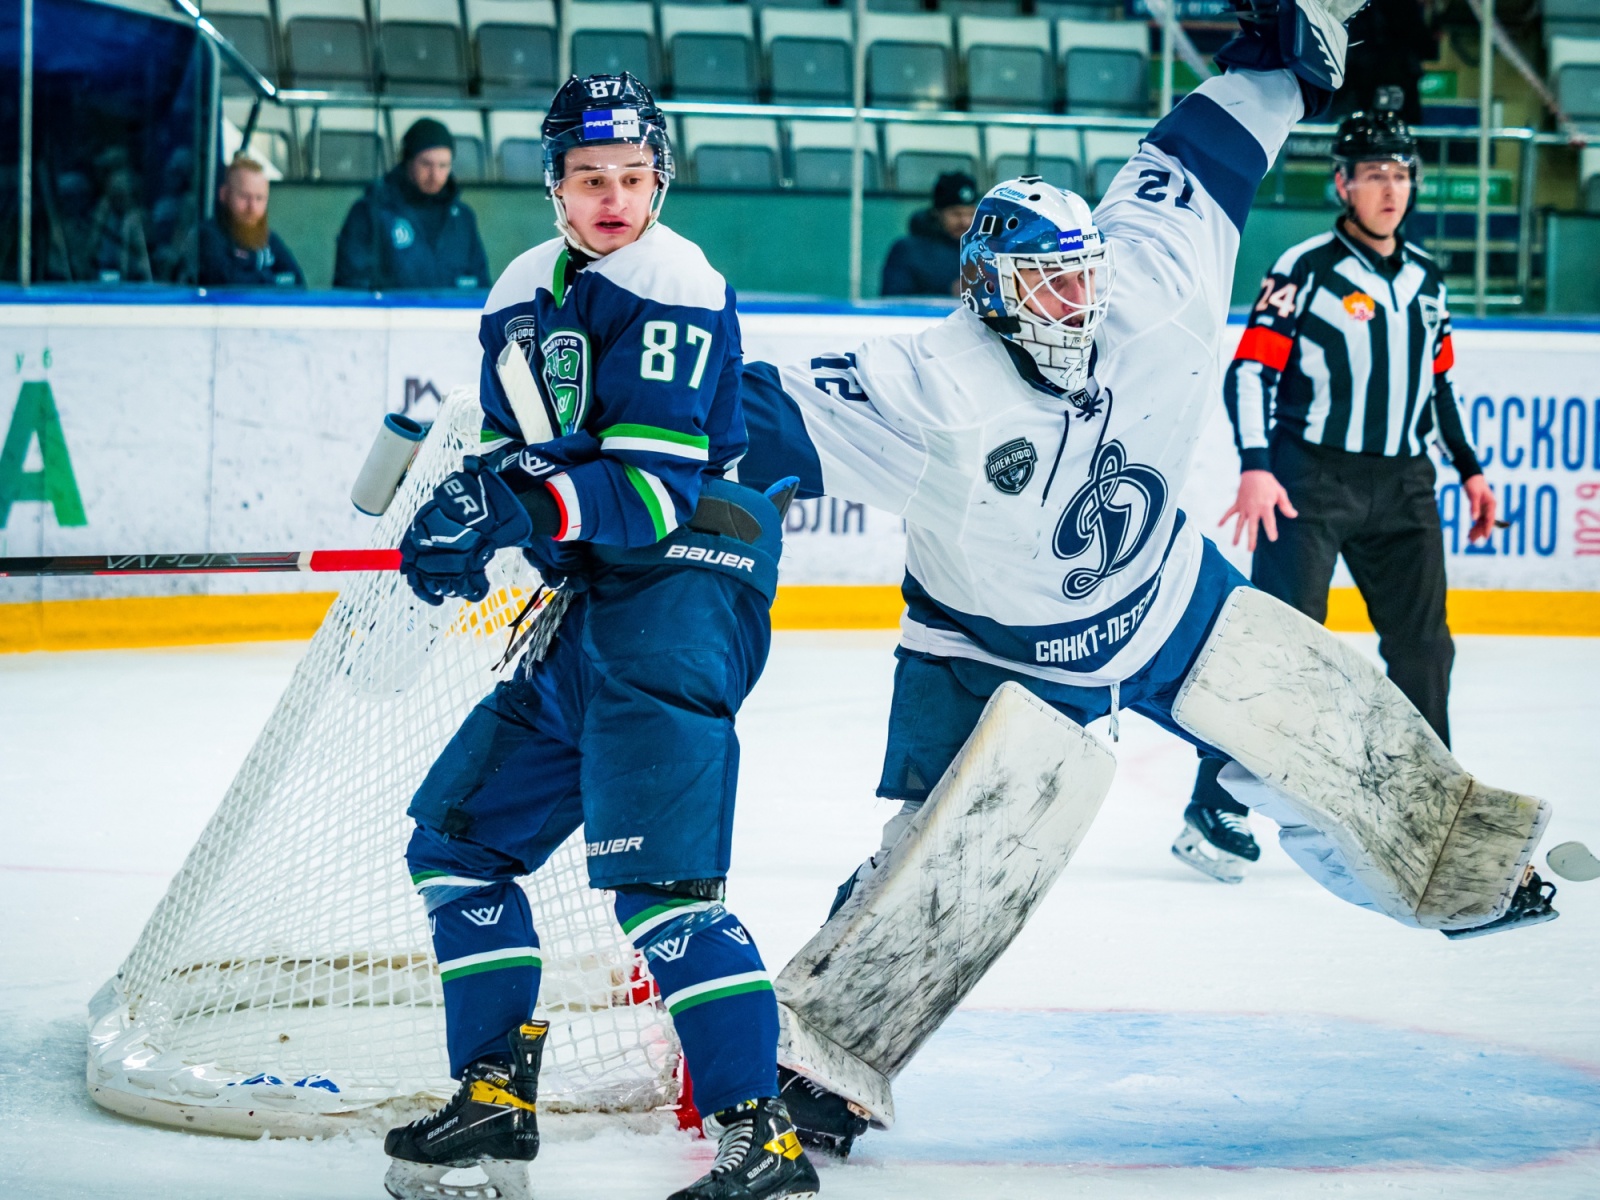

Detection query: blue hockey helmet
(961, 178), (1113, 394)
(542, 73), (675, 249)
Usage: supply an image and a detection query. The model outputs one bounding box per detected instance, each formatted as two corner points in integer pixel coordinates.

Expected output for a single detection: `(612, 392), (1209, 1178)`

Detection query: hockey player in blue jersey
(382, 74), (819, 1200)
(735, 0), (1562, 1155)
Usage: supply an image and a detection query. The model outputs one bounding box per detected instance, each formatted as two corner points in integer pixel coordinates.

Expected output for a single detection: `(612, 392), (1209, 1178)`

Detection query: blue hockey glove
(1218, 0), (1365, 118)
(400, 457), (536, 606)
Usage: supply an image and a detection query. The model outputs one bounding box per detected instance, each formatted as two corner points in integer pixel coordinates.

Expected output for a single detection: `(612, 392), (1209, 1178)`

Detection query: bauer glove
(400, 458), (536, 606)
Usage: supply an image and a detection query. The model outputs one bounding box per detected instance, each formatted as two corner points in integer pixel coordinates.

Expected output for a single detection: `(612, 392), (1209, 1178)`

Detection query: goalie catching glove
(400, 457), (560, 605)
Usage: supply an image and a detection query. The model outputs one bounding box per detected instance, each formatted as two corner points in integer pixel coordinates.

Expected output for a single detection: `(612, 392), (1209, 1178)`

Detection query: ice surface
(2, 631), (1598, 1198)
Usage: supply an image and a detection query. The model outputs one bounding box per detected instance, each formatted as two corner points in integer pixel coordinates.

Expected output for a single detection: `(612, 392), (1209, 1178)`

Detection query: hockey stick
(0, 550), (401, 577)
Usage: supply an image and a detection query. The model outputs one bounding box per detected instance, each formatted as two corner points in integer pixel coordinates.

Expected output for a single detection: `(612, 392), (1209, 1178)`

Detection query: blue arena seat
(568, 1), (659, 87)
(1057, 17), (1148, 116)
(885, 121), (979, 194)
(378, 0), (469, 95)
(787, 119), (882, 191)
(278, 0), (375, 92)
(202, 0), (279, 92)
(662, 4), (758, 101)
(681, 117), (782, 189)
(467, 0), (558, 98)
(762, 6), (854, 105)
(959, 15), (1054, 113)
(864, 12), (956, 110)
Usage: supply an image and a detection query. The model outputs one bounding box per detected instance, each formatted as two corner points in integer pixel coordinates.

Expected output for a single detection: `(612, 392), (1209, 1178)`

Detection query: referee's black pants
(1190, 436), (1454, 819)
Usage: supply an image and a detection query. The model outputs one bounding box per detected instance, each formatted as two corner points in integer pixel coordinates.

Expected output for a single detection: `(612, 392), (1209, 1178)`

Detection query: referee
(1171, 101), (1497, 886)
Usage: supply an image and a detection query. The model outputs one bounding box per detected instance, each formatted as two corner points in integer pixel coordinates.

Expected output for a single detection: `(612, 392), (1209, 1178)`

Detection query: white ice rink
(2, 630), (1598, 1199)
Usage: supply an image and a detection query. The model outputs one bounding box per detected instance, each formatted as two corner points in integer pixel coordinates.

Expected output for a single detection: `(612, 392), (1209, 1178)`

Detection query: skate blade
(1441, 907), (1560, 941)
(1547, 841), (1600, 882)
(384, 1158), (531, 1200)
(1170, 830), (1247, 885)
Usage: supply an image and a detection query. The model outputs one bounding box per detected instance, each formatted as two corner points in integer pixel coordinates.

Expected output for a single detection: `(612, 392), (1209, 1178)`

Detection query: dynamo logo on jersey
(1057, 228), (1085, 253)
(1053, 437), (1167, 601)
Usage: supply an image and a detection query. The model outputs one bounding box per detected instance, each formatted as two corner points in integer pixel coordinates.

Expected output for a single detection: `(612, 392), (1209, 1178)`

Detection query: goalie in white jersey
(737, 0), (1564, 1156)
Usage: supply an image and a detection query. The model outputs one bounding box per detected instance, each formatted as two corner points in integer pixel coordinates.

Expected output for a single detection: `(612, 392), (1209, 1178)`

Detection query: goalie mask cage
(87, 389), (680, 1137)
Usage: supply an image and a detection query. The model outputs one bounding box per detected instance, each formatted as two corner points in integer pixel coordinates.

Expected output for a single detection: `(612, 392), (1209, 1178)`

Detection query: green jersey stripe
(437, 946), (543, 979)
(619, 898), (713, 937)
(667, 978), (774, 1015)
(441, 954), (543, 983)
(599, 423), (710, 450)
(622, 464), (677, 541)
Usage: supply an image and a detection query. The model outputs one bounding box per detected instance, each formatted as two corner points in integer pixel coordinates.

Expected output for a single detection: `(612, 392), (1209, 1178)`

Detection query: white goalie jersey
(747, 70), (1306, 687)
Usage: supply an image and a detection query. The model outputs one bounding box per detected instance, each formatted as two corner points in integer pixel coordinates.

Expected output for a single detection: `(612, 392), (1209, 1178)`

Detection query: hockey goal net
(87, 389), (680, 1137)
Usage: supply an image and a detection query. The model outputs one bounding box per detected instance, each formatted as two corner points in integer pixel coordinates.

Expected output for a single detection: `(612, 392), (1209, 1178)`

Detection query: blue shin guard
(408, 828), (542, 1076)
(614, 886), (779, 1116)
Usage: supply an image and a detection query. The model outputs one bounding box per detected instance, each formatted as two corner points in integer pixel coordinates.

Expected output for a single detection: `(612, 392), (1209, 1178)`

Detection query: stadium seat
(958, 15), (1054, 113)
(377, 0), (469, 95)
(787, 119), (882, 191)
(1544, 0), (1600, 42)
(467, 0), (558, 98)
(222, 97), (298, 177)
(1082, 130), (1138, 200)
(307, 107), (388, 181)
(939, 0), (1024, 15)
(762, 7), (854, 105)
(884, 122), (979, 194)
(1035, 0), (1121, 18)
(661, 4), (758, 102)
(681, 117), (781, 189)
(864, 12), (955, 109)
(1033, 127), (1084, 194)
(389, 109), (488, 182)
(489, 110), (547, 183)
(1057, 17), (1148, 116)
(985, 124), (1031, 185)
(1549, 37), (1600, 130)
(568, 2), (658, 88)
(201, 0), (279, 93)
(1582, 147), (1600, 214)
(278, 0), (375, 92)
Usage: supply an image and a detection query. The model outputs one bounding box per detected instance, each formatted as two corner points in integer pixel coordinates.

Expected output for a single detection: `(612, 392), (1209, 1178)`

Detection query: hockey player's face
(557, 146), (659, 253)
(1014, 265), (1093, 327)
(1338, 160), (1412, 238)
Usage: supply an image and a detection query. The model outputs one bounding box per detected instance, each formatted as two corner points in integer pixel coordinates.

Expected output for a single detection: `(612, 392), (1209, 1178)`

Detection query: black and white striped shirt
(1222, 224), (1482, 479)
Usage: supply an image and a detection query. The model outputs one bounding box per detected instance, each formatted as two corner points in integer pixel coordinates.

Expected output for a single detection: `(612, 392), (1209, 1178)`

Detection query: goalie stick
(0, 550), (401, 577)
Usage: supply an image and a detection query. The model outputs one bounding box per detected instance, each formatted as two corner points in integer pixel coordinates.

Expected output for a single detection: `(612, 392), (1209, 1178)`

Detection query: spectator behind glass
(198, 155), (305, 288)
(880, 171), (979, 298)
(87, 147), (152, 283)
(333, 118), (491, 291)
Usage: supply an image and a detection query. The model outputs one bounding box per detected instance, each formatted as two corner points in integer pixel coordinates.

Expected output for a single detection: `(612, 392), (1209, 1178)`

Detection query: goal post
(87, 389), (681, 1137)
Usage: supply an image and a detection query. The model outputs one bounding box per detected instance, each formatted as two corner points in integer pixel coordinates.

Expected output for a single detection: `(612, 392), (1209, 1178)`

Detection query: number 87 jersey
(477, 224), (746, 548)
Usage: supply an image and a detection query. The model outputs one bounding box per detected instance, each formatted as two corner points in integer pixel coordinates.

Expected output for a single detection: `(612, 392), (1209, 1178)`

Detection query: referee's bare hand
(1464, 473), (1497, 543)
(1221, 469), (1298, 552)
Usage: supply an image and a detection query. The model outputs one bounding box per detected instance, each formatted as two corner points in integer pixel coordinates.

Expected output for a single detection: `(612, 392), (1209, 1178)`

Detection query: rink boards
(1, 292), (1598, 649)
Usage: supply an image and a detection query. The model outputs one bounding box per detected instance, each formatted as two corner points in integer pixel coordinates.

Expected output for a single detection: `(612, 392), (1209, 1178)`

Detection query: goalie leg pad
(776, 681), (1117, 1126)
(1172, 588), (1550, 930)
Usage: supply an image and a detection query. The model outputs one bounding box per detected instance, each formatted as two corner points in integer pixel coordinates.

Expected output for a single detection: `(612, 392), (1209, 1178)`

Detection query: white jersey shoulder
(485, 236), (565, 312)
(1271, 230), (1337, 276)
(854, 308), (1031, 431)
(591, 223), (728, 312)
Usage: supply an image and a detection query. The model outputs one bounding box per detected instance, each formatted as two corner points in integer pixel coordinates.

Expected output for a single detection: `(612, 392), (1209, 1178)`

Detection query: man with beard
(334, 117), (491, 292)
(198, 155), (305, 288)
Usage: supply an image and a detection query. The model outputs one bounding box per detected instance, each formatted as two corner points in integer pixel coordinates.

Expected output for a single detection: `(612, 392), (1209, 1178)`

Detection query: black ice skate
(668, 1096), (820, 1200)
(1171, 799), (1260, 885)
(1442, 868), (1559, 940)
(384, 1021), (548, 1200)
(778, 1066), (870, 1158)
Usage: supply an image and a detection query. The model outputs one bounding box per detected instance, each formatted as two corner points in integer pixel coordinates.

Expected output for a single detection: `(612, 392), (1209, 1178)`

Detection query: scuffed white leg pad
(1172, 588), (1549, 931)
(776, 682), (1117, 1127)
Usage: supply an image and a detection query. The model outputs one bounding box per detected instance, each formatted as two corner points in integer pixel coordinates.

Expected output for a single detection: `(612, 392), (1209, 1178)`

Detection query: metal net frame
(87, 389), (679, 1136)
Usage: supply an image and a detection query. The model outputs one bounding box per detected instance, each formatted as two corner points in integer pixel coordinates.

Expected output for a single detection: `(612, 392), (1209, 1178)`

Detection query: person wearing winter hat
(879, 171), (979, 298)
(334, 117), (491, 291)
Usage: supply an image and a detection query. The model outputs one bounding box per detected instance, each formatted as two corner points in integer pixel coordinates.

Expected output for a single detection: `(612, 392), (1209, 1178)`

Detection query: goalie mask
(960, 178), (1113, 395)
(542, 72), (675, 255)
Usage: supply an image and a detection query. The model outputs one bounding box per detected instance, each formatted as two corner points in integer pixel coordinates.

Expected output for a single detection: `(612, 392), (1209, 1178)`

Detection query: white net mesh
(87, 389), (679, 1135)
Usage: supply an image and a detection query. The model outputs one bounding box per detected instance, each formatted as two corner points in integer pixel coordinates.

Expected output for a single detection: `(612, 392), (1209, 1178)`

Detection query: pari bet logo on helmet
(960, 177), (1114, 396)
(540, 72), (676, 254)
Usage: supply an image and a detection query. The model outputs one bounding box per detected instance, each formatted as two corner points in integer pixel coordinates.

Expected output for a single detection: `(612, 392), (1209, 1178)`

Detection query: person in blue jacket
(333, 117), (490, 291)
(197, 155), (305, 288)
(380, 75), (820, 1200)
